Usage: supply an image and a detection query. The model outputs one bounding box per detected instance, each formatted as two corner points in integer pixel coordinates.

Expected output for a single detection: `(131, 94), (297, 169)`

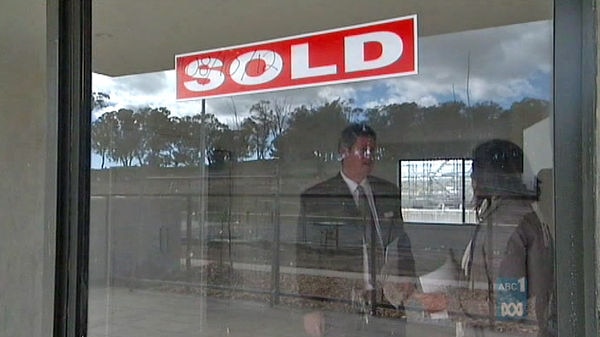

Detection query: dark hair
(338, 123), (377, 152)
(471, 139), (533, 200)
(472, 139), (523, 176)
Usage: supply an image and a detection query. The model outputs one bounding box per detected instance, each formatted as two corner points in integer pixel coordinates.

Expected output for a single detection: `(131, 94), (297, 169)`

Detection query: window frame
(52, 1), (92, 336)
(52, 0), (598, 336)
(553, 1), (597, 336)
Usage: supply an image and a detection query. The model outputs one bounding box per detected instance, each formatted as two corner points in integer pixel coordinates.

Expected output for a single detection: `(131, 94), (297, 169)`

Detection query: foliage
(91, 97), (550, 168)
(92, 92), (112, 111)
(91, 110), (117, 169)
(275, 99), (349, 163)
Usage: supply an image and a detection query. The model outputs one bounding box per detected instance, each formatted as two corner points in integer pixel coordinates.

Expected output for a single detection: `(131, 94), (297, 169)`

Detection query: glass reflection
(90, 11), (554, 337)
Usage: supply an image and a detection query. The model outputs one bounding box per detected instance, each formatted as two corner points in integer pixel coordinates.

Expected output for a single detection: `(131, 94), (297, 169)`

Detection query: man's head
(471, 139), (528, 199)
(339, 123), (377, 183)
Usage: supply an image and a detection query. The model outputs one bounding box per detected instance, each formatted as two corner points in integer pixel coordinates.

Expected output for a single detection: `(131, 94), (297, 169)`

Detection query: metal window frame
(554, 0), (597, 336)
(51, 0), (598, 336)
(52, 0), (92, 336)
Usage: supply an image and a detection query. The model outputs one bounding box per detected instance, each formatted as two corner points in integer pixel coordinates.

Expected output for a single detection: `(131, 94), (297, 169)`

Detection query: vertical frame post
(554, 0), (597, 336)
(53, 0), (92, 336)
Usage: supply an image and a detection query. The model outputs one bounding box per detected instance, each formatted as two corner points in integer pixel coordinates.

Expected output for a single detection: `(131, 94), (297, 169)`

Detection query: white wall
(523, 117), (553, 190)
(0, 1), (55, 336)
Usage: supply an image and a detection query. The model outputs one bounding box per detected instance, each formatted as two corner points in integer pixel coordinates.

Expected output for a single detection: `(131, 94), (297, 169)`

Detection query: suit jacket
(296, 173), (416, 303)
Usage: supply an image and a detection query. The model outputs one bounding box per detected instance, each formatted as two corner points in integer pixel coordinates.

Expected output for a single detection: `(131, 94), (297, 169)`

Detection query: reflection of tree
(242, 102), (271, 160)
(138, 107), (174, 166)
(499, 98), (550, 142)
(91, 111), (117, 169)
(91, 96), (550, 168)
(214, 128), (252, 163)
(241, 99), (293, 159)
(92, 107), (230, 167)
(276, 99), (348, 164)
(91, 92), (115, 169)
(268, 98), (292, 158)
(507, 98), (549, 126)
(167, 113), (230, 167)
(92, 91), (112, 111)
(170, 115), (203, 166)
(421, 102), (467, 134)
(463, 101), (504, 138)
(111, 108), (143, 167)
(365, 102), (420, 160)
(201, 114), (230, 166)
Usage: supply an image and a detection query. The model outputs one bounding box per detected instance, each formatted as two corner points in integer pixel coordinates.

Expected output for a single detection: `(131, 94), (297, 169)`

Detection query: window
(85, 1), (570, 337)
(400, 159), (474, 224)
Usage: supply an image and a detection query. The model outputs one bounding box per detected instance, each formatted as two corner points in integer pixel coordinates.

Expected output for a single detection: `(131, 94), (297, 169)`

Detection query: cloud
(92, 20), (552, 123)
(411, 20), (552, 105)
(113, 72), (169, 95)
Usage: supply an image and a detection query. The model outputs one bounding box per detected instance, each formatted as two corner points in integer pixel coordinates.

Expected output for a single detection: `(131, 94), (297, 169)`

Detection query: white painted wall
(0, 1), (55, 336)
(523, 117), (553, 190)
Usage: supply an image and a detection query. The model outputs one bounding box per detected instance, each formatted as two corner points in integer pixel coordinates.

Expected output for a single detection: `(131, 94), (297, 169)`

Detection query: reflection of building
(401, 159), (469, 208)
(400, 159), (474, 224)
(523, 117), (553, 190)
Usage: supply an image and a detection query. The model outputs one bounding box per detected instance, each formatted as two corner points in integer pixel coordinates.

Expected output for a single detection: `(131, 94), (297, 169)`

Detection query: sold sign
(175, 15), (417, 100)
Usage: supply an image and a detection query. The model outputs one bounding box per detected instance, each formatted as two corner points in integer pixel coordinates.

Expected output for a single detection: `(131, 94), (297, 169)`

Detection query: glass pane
(90, 2), (555, 337)
(400, 159), (475, 224)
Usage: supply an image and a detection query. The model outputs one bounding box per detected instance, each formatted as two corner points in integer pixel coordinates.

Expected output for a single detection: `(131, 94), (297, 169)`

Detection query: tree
(267, 98), (293, 157)
(110, 108), (143, 166)
(464, 101), (505, 138)
(169, 113), (230, 167)
(503, 97), (550, 129)
(499, 97), (550, 144)
(91, 110), (118, 168)
(93, 108), (142, 167)
(366, 101), (419, 132)
(276, 100), (348, 163)
(241, 117), (261, 159)
(170, 115), (202, 166)
(246, 100), (273, 160)
(91, 92), (116, 168)
(92, 92), (111, 111)
(90, 97), (552, 170)
(213, 127), (252, 163)
(137, 107), (174, 166)
(202, 114), (230, 166)
(420, 101), (468, 137)
(239, 98), (295, 160)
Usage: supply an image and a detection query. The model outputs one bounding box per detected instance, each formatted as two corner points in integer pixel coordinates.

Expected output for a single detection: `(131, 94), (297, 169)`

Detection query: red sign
(175, 15), (417, 100)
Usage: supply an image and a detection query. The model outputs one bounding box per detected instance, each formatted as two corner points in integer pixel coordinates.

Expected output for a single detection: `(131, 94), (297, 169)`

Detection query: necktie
(356, 185), (370, 220)
(356, 185), (377, 314)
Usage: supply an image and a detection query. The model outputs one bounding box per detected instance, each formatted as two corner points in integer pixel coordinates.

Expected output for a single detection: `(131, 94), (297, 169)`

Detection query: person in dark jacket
(296, 123), (420, 337)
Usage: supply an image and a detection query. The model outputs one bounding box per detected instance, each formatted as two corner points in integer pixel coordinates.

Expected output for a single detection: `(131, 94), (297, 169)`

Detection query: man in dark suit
(296, 123), (419, 337)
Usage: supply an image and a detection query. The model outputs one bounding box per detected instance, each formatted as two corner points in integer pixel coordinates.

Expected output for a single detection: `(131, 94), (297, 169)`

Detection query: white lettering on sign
(176, 15), (417, 100)
(229, 50), (283, 86)
(183, 57), (225, 92)
(290, 43), (337, 79)
(345, 31), (404, 73)
(497, 277), (526, 292)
